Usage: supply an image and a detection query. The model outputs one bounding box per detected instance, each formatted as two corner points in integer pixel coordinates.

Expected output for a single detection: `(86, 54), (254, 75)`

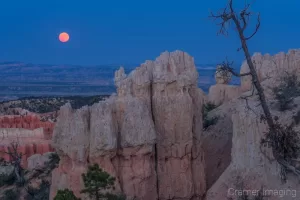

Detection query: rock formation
(208, 84), (241, 106)
(202, 100), (236, 189)
(240, 49), (300, 92)
(208, 66), (241, 106)
(206, 97), (300, 200)
(0, 115), (54, 168)
(0, 115), (54, 139)
(50, 51), (206, 200)
(205, 50), (300, 199)
(27, 152), (54, 170)
(208, 50), (300, 105)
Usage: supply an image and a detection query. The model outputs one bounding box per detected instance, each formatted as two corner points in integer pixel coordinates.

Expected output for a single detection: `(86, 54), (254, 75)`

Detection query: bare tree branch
(209, 0), (300, 182)
(208, 1), (234, 36)
(210, 0), (274, 127)
(245, 13), (261, 40)
(240, 3), (251, 32)
(218, 59), (252, 77)
(0, 141), (25, 185)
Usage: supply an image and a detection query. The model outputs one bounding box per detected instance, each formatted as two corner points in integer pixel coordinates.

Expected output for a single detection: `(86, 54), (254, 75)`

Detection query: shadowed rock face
(51, 51), (206, 200)
(205, 50), (300, 200)
(206, 98), (300, 200)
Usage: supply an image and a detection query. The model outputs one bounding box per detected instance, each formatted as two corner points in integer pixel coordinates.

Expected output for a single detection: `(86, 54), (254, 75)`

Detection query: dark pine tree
(54, 189), (81, 200)
(80, 164), (126, 200)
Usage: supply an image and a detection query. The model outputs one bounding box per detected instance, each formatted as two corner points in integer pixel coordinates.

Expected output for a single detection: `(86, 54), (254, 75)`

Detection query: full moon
(59, 32), (70, 43)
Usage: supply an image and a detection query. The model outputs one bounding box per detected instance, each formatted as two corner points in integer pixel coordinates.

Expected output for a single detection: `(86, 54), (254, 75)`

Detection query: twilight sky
(0, 0), (299, 66)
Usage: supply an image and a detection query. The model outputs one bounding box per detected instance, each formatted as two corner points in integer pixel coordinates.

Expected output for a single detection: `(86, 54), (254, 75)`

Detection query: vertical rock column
(50, 104), (90, 199)
(89, 63), (158, 200)
(50, 51), (206, 200)
(152, 51), (206, 200)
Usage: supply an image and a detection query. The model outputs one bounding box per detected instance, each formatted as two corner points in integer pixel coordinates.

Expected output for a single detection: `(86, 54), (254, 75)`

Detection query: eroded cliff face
(51, 51), (206, 200)
(240, 49), (300, 93)
(206, 98), (300, 200)
(204, 50), (300, 199)
(208, 66), (242, 106)
(0, 115), (54, 168)
(202, 50), (300, 200)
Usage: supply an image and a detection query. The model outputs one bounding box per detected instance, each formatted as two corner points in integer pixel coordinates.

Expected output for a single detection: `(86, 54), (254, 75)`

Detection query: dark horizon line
(0, 61), (225, 68)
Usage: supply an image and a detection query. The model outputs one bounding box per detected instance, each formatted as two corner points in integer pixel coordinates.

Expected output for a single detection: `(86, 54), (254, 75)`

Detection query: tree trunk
(95, 189), (99, 200)
(231, 15), (285, 165)
(14, 164), (24, 184)
(232, 16), (275, 131)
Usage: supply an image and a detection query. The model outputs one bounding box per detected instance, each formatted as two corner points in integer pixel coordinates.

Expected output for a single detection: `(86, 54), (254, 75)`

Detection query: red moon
(59, 32), (70, 43)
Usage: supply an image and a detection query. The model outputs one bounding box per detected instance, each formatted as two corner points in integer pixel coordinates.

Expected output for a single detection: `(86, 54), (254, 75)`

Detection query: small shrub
(203, 102), (218, 113)
(46, 152), (60, 170)
(54, 189), (80, 200)
(80, 164), (126, 200)
(293, 110), (300, 125)
(261, 119), (300, 182)
(203, 116), (219, 130)
(228, 176), (266, 200)
(202, 102), (219, 129)
(3, 189), (19, 200)
(0, 158), (4, 165)
(272, 73), (300, 111)
(104, 193), (127, 200)
(0, 172), (15, 187)
(25, 180), (50, 200)
(262, 122), (300, 164)
(253, 190), (265, 200)
(70, 96), (105, 109)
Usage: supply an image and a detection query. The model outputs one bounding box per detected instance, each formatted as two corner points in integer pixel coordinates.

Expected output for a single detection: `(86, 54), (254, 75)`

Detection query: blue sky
(0, 0), (299, 65)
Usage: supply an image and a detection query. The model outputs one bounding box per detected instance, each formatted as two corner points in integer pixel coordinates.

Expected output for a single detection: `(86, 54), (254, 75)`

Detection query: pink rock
(51, 51), (206, 200)
(0, 114), (55, 169)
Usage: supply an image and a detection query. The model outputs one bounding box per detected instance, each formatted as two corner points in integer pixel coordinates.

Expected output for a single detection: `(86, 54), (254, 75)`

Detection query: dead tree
(0, 141), (25, 185)
(209, 0), (300, 181)
(209, 0), (274, 126)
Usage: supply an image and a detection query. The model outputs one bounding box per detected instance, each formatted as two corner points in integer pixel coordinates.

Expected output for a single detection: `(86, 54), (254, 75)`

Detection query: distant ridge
(0, 61), (240, 102)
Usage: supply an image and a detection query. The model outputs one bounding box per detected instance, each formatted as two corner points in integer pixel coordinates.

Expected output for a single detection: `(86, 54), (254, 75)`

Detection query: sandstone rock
(27, 152), (54, 170)
(206, 98), (300, 200)
(202, 100), (237, 190)
(0, 115), (54, 134)
(89, 94), (157, 200)
(52, 103), (90, 163)
(198, 88), (208, 104)
(0, 114), (55, 168)
(0, 128), (53, 168)
(240, 49), (300, 92)
(208, 84), (242, 106)
(152, 51), (205, 200)
(50, 51), (206, 200)
(50, 155), (86, 199)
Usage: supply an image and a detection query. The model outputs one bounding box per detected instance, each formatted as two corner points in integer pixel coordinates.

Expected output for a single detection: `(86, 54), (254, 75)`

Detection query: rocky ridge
(240, 49), (300, 93)
(50, 49), (300, 200)
(205, 49), (300, 199)
(51, 51), (206, 200)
